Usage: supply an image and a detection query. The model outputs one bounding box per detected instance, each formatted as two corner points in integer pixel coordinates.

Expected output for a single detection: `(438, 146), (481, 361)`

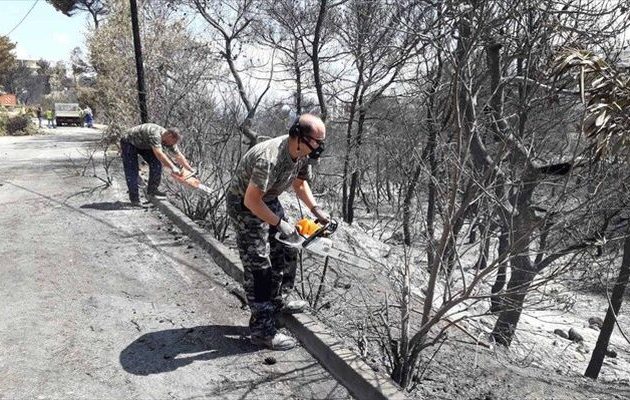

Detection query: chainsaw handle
(274, 232), (305, 248)
(302, 219), (337, 248)
(326, 219), (338, 234)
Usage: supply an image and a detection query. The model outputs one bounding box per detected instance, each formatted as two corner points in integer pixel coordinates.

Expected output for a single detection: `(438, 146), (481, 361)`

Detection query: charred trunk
(585, 234), (630, 379)
(491, 256), (535, 346)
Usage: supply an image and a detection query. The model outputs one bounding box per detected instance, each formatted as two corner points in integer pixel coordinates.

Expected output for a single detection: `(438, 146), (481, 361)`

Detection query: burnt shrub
(5, 114), (35, 136)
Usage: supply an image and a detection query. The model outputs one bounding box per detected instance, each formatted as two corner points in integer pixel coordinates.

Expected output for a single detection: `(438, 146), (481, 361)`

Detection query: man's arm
(293, 178), (330, 223)
(292, 178), (317, 210)
(151, 146), (180, 173)
(244, 182), (281, 226)
(173, 151), (193, 171)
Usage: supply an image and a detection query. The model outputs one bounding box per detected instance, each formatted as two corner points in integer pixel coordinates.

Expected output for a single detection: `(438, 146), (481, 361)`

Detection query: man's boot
(251, 332), (297, 350)
(280, 293), (308, 314)
(129, 194), (144, 208)
(147, 188), (167, 199)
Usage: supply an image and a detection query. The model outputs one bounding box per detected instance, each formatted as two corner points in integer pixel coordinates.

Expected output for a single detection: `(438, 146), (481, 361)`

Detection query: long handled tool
(276, 218), (381, 270)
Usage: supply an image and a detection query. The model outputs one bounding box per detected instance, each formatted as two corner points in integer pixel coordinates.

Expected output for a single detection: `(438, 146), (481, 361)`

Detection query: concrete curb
(149, 196), (409, 400)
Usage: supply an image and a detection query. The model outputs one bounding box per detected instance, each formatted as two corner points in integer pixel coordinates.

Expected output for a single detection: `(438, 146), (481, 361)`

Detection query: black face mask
(301, 137), (325, 159)
(309, 142), (325, 159)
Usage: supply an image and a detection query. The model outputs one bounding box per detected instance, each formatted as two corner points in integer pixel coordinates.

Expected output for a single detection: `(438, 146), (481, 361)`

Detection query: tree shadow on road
(120, 325), (257, 376)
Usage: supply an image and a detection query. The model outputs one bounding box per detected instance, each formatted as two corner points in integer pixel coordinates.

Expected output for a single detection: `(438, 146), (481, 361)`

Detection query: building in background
(17, 58), (40, 75)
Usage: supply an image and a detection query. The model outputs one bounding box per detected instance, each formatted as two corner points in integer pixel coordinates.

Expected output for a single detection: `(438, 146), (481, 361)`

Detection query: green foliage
(0, 36), (17, 85)
(46, 0), (108, 28)
(86, 0), (136, 127)
(77, 86), (99, 116)
(0, 111), (7, 136)
(3, 63), (44, 104)
(4, 114), (35, 136)
(47, 0), (77, 15)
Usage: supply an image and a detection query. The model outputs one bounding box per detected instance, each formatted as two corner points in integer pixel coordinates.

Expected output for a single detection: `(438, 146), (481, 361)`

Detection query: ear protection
(288, 116), (304, 138)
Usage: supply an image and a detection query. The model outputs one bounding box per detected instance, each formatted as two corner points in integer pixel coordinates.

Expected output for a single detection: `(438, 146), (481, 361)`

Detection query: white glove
(276, 219), (296, 237)
(171, 166), (182, 176)
(311, 205), (330, 224)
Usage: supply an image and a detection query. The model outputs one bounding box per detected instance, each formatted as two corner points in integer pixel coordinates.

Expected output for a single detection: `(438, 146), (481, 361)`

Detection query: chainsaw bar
(196, 183), (213, 195)
(170, 169), (215, 196)
(275, 220), (374, 269)
(303, 237), (372, 269)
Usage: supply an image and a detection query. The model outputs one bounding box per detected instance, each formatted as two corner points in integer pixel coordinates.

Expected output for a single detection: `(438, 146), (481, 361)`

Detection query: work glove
(276, 219), (297, 238)
(311, 205), (330, 225)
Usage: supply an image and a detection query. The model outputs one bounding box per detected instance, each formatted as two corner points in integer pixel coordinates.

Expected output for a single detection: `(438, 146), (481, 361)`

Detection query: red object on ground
(0, 94), (17, 106)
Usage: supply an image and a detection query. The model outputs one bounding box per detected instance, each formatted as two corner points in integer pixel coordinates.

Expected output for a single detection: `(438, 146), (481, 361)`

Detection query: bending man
(226, 113), (331, 350)
(120, 123), (193, 206)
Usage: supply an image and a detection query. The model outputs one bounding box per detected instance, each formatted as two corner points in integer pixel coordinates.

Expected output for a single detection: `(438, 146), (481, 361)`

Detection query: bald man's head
(288, 113), (327, 160)
(289, 113), (326, 139)
(298, 114), (326, 141)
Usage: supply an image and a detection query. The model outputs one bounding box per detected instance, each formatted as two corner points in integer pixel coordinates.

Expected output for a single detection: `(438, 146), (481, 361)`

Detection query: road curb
(150, 196), (409, 400)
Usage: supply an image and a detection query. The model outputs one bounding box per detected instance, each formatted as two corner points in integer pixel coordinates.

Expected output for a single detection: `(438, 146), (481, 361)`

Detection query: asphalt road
(0, 127), (349, 399)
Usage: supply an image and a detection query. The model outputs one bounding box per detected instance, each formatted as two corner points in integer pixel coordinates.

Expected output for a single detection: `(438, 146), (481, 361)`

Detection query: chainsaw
(169, 168), (213, 196)
(275, 218), (377, 269)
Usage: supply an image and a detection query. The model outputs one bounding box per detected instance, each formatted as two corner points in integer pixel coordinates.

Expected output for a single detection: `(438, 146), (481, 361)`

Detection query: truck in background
(54, 103), (83, 126)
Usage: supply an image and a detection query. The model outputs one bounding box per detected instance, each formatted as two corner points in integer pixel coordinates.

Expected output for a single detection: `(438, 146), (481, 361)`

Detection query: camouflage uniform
(120, 123), (179, 202)
(226, 135), (312, 339)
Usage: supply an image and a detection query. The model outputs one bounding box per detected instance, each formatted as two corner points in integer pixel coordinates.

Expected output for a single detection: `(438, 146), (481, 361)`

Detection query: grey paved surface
(0, 127), (350, 399)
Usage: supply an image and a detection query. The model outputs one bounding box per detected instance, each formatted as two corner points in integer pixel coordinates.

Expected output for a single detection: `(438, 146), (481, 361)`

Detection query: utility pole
(129, 0), (148, 123)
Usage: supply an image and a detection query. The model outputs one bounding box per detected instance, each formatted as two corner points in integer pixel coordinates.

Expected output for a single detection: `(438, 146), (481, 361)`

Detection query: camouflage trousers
(226, 193), (298, 338)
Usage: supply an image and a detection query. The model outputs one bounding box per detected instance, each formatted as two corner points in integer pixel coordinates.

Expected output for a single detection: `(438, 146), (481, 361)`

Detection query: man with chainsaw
(226, 113), (330, 350)
(120, 123), (194, 207)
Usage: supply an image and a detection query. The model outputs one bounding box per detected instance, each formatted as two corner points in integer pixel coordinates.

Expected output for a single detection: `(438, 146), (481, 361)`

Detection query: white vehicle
(54, 103), (83, 126)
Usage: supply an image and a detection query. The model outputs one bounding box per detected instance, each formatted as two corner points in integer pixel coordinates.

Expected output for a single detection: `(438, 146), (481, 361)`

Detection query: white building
(16, 59), (40, 75)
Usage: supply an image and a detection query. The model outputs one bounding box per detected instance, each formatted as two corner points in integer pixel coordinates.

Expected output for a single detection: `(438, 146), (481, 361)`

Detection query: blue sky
(1, 0), (88, 63)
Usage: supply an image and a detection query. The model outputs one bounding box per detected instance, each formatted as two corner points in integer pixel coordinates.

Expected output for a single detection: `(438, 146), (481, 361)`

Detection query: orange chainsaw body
(296, 218), (321, 237)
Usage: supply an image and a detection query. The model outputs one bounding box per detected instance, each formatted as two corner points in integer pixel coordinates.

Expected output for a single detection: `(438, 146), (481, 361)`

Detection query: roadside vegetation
(0, 36), (36, 136)
(0, 30), (95, 136)
(0, 107), (36, 136)
(47, 0), (630, 397)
